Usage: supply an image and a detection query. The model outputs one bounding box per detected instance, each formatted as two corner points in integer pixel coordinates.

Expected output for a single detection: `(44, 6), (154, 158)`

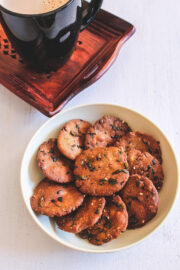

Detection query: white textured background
(0, 0), (180, 269)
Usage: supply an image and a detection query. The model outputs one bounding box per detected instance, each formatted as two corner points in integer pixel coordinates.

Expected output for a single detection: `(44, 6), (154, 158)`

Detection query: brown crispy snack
(57, 119), (91, 160)
(74, 147), (129, 196)
(128, 150), (164, 191)
(55, 196), (105, 233)
(120, 174), (159, 229)
(115, 131), (162, 163)
(85, 115), (131, 149)
(37, 138), (73, 183)
(79, 195), (128, 245)
(30, 179), (85, 217)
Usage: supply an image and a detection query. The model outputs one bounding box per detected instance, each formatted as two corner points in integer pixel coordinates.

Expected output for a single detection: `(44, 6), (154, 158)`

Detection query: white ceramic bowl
(20, 104), (179, 253)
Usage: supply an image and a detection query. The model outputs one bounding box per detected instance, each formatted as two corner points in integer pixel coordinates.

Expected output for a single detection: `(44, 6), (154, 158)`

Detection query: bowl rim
(20, 103), (179, 253)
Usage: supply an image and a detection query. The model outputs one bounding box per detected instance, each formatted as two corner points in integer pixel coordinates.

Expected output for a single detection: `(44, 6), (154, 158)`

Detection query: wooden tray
(0, 5), (135, 117)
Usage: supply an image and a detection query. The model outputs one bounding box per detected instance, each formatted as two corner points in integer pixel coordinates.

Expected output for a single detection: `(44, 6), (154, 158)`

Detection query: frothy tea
(0, 0), (70, 14)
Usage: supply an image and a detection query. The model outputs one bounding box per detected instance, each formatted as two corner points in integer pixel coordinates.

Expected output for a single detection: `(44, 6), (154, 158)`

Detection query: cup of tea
(0, 0), (103, 72)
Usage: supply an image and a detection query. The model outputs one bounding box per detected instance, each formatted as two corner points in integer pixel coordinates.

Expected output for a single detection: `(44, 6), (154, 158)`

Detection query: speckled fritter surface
(37, 138), (73, 183)
(55, 196), (105, 233)
(128, 150), (164, 191)
(57, 119), (91, 160)
(79, 195), (128, 245)
(115, 132), (162, 163)
(85, 116), (131, 149)
(120, 174), (158, 229)
(30, 179), (85, 217)
(74, 147), (129, 196)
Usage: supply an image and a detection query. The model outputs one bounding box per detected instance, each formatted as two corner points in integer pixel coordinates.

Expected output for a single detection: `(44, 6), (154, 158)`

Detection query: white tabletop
(0, 0), (180, 269)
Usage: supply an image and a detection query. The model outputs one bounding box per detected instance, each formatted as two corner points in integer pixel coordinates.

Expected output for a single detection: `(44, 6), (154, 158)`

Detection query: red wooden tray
(0, 5), (135, 117)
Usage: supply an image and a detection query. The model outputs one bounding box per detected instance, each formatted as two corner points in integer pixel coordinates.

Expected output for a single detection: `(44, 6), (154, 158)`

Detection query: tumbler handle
(80, 0), (103, 31)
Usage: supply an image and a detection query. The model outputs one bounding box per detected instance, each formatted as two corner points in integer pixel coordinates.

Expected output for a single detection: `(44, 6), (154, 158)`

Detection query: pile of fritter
(30, 116), (164, 245)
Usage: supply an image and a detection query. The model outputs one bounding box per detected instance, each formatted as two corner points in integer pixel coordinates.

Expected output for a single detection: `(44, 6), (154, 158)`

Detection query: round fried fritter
(57, 119), (91, 160)
(30, 179), (85, 217)
(120, 174), (158, 229)
(128, 150), (164, 191)
(37, 138), (73, 183)
(85, 115), (131, 149)
(115, 132), (162, 163)
(55, 196), (105, 233)
(79, 195), (128, 245)
(74, 147), (129, 196)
